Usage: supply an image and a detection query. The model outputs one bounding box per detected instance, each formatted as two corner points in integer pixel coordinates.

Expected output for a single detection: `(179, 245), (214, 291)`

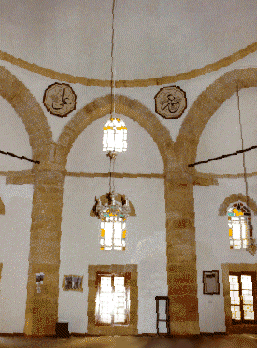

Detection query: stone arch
(57, 94), (177, 174)
(56, 94), (200, 335)
(219, 193), (257, 216)
(0, 66), (52, 162)
(175, 68), (257, 170)
(0, 196), (5, 215)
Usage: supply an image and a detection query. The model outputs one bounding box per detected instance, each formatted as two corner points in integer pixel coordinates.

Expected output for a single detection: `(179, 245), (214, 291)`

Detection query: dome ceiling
(0, 0), (256, 81)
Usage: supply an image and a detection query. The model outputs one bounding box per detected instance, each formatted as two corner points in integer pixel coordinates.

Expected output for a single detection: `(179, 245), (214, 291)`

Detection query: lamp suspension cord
(236, 84), (249, 208)
(109, 156), (112, 193)
(110, 0), (116, 116)
(112, 156), (116, 193)
(108, 155), (116, 194)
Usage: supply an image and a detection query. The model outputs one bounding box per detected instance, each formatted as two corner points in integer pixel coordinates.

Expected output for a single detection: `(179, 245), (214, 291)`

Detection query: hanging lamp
(93, 0), (131, 250)
(236, 85), (256, 255)
(102, 0), (127, 159)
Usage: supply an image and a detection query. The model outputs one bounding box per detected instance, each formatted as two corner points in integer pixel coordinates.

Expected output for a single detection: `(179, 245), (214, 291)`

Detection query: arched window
(103, 117), (127, 153)
(227, 201), (252, 249)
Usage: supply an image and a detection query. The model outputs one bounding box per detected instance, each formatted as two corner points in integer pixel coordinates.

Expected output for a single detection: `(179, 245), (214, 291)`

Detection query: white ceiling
(0, 0), (256, 80)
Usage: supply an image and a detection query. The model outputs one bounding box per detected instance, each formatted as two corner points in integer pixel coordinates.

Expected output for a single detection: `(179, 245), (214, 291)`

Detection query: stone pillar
(23, 168), (65, 336)
(165, 179), (200, 335)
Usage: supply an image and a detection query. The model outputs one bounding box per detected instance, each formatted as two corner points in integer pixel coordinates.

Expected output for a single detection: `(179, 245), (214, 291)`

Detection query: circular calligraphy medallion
(43, 83), (77, 117)
(154, 86), (187, 119)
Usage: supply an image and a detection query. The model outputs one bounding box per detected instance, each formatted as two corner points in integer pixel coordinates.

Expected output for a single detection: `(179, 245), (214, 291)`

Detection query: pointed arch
(57, 94), (176, 173)
(175, 68), (257, 168)
(219, 193), (257, 216)
(0, 66), (52, 162)
(0, 196), (5, 215)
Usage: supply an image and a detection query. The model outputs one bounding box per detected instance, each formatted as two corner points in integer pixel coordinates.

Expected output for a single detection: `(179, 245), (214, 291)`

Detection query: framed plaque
(203, 270), (220, 295)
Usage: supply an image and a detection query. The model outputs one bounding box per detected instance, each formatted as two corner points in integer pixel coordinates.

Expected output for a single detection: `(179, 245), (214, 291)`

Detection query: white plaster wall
(196, 87), (257, 175)
(1, 32), (257, 335)
(0, 96), (32, 171)
(194, 177), (257, 333)
(1, 0), (256, 80)
(0, 179), (33, 333)
(59, 176), (167, 333)
(66, 114), (163, 174)
(0, 96), (34, 333)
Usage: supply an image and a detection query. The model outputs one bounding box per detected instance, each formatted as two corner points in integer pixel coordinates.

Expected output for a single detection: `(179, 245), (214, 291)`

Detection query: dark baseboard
(200, 332), (228, 336)
(0, 331), (229, 338)
(0, 333), (24, 337)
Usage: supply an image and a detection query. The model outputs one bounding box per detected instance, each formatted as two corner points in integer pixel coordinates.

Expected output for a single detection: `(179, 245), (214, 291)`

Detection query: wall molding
(1, 41), (256, 87)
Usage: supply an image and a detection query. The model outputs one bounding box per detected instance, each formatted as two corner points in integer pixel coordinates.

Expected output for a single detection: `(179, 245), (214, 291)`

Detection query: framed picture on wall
(203, 270), (220, 295)
(63, 275), (83, 292)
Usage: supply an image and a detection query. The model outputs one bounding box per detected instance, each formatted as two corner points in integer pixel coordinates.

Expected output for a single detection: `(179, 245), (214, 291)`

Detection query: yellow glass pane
(229, 228), (233, 237)
(122, 230), (126, 239)
(241, 275), (252, 289)
(101, 228), (105, 237)
(233, 208), (244, 216)
(229, 275), (238, 284)
(242, 295), (253, 304)
(230, 290), (240, 304)
(243, 305), (254, 320)
(231, 305), (241, 320)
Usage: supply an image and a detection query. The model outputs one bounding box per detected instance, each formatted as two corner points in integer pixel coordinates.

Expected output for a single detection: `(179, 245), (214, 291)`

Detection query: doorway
(87, 264), (138, 335)
(222, 263), (257, 333)
(229, 272), (256, 324)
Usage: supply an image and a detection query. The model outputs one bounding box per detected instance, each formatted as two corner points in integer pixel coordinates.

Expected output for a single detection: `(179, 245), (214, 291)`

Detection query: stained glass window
(227, 201), (251, 249)
(103, 117), (127, 153)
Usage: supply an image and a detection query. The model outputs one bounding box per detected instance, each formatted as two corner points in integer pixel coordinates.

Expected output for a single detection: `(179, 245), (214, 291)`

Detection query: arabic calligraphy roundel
(43, 82), (77, 117)
(154, 86), (187, 119)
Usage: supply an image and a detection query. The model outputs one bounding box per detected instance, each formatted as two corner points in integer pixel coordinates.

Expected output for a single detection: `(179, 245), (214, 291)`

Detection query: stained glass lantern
(100, 217), (126, 251)
(103, 117), (127, 153)
(94, 192), (130, 251)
